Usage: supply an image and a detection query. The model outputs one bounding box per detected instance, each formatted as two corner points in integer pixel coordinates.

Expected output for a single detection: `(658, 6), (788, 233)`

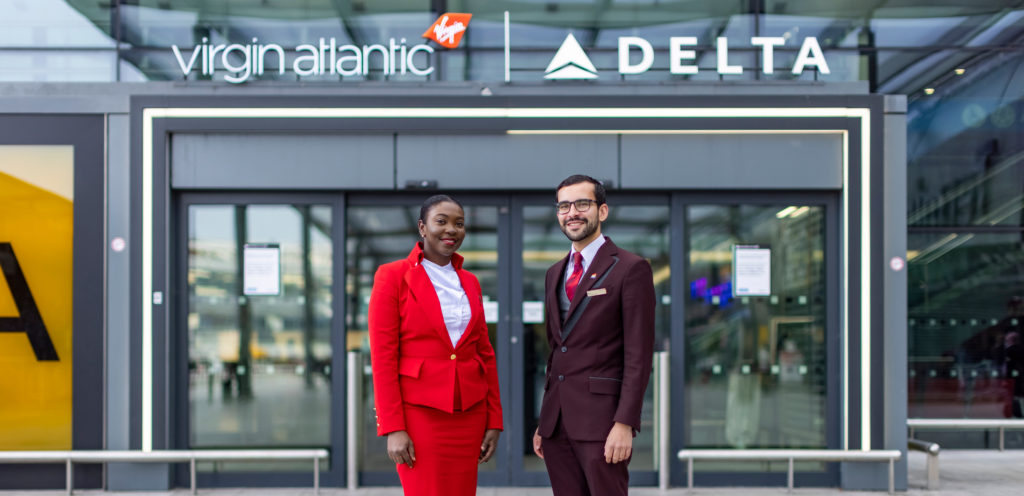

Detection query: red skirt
(396, 401), (486, 496)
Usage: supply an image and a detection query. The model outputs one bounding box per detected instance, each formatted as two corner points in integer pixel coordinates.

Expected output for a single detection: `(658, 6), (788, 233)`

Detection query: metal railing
(676, 449), (902, 494)
(907, 438), (940, 490)
(907, 418), (1024, 451)
(0, 449), (328, 495)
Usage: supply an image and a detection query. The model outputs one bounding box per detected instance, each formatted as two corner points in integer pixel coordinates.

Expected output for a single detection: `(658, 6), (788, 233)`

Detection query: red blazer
(368, 243), (503, 436)
(537, 237), (655, 441)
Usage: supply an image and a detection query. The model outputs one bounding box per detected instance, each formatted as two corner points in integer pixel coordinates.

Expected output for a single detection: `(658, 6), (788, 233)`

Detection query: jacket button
(561, 346), (567, 353)
(558, 375), (564, 381)
(450, 354), (456, 360)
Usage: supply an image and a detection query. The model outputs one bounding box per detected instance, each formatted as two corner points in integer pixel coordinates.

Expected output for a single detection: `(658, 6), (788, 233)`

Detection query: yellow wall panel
(0, 146), (73, 450)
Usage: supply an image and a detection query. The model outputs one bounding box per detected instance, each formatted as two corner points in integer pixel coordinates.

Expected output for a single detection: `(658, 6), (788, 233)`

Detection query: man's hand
(387, 430), (416, 468)
(604, 422), (632, 464)
(479, 429), (501, 463)
(532, 427), (545, 459)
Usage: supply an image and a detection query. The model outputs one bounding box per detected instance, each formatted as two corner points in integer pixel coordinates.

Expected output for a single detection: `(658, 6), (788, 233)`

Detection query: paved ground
(1, 450), (1022, 495)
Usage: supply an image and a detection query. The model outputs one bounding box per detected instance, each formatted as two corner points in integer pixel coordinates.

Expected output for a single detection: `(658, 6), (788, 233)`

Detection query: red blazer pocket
(399, 357), (439, 409)
(398, 357), (425, 378)
(588, 377), (623, 396)
(457, 357), (488, 409)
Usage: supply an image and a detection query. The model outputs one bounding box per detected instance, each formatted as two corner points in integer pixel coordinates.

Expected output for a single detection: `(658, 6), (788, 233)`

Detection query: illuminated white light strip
(855, 108), (872, 451)
(841, 131), (850, 450)
(141, 108), (162, 452)
(154, 107), (856, 119)
(504, 12), (511, 83)
(140, 105), (872, 454)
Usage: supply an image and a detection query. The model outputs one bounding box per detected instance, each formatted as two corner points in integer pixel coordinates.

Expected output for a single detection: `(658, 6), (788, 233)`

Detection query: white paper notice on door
(483, 298), (499, 324)
(243, 244), (281, 295)
(522, 301), (545, 324)
(733, 245), (771, 296)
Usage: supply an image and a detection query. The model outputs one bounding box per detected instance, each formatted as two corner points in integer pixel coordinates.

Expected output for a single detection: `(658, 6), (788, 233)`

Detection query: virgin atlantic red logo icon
(423, 13), (472, 49)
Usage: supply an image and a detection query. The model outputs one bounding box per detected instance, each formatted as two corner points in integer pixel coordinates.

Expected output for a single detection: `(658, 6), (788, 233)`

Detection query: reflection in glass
(521, 204), (669, 472)
(685, 204), (826, 471)
(346, 204), (500, 473)
(908, 233), (1024, 438)
(0, 51), (117, 82)
(4, 1), (1024, 85)
(906, 50), (1024, 227)
(187, 204), (333, 471)
(0, 0), (114, 47)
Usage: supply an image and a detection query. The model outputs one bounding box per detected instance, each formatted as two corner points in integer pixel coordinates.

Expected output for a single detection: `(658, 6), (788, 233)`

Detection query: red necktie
(565, 252), (584, 302)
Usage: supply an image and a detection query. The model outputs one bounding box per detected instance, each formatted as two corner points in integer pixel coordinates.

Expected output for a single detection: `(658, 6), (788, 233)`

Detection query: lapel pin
(589, 273), (597, 279)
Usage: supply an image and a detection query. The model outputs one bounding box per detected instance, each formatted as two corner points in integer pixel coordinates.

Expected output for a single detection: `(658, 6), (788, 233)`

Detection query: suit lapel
(404, 262), (453, 350)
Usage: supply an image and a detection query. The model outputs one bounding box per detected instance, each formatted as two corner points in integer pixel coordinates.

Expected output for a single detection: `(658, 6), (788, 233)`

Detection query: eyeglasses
(555, 199), (598, 214)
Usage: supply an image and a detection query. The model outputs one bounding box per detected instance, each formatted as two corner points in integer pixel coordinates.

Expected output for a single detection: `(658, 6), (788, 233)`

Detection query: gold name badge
(586, 288), (607, 297)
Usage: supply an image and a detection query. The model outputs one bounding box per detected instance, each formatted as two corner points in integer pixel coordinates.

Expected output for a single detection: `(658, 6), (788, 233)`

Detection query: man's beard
(560, 215), (599, 242)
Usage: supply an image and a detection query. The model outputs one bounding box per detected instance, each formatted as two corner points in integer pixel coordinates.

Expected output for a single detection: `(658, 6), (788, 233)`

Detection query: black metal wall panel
(396, 134), (618, 190)
(170, 133), (394, 189)
(621, 133), (843, 189)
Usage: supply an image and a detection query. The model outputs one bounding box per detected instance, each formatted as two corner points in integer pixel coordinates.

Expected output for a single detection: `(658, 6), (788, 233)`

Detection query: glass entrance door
(344, 193), (673, 486)
(345, 195), (507, 485)
(174, 193), (343, 487)
(677, 195), (839, 486)
(511, 194), (672, 485)
(172, 191), (840, 488)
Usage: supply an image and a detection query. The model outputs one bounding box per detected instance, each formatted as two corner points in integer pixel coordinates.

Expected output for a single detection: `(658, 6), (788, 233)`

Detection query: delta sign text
(545, 33), (831, 79)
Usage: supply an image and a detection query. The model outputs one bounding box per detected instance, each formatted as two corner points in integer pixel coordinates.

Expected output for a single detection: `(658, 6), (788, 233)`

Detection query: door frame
(171, 191), (346, 488)
(169, 189), (842, 487)
(349, 191), (671, 487)
(670, 190), (841, 487)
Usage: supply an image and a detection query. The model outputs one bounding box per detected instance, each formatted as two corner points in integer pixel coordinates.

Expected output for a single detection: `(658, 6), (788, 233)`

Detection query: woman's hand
(387, 430), (416, 468)
(479, 429), (501, 463)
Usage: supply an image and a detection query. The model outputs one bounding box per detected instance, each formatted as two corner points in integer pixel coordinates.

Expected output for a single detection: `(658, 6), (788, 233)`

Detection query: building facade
(0, 0), (1021, 491)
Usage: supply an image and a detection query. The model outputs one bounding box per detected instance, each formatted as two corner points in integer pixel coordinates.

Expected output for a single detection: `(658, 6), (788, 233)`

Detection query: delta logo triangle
(544, 33), (598, 80)
(422, 13), (472, 49)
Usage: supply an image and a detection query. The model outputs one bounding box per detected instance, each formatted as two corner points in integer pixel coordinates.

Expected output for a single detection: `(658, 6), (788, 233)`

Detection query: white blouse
(421, 259), (472, 347)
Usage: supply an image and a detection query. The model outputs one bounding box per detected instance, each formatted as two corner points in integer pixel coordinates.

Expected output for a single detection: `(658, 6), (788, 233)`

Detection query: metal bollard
(314, 454), (320, 495)
(657, 352), (670, 491)
(347, 351), (360, 490)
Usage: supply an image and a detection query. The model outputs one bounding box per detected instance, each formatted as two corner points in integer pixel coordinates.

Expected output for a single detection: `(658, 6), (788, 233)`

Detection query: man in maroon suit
(532, 174), (656, 496)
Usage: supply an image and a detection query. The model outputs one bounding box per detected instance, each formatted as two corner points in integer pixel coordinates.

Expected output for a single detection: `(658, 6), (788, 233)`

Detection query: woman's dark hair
(556, 174), (606, 205)
(419, 194), (464, 222)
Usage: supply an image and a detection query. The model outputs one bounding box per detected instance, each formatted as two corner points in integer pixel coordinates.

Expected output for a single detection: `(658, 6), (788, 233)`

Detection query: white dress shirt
(564, 235), (606, 285)
(421, 259), (472, 348)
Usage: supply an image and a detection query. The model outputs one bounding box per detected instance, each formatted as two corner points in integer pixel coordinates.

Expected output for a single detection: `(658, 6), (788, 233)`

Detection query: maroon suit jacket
(537, 237), (656, 441)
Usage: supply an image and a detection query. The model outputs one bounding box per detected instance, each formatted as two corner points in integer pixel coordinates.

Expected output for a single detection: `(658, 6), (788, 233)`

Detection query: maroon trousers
(541, 413), (629, 496)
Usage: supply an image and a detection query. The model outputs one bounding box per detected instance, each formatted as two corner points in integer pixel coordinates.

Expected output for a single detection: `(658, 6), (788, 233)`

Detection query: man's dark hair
(556, 174), (606, 205)
(419, 194), (464, 222)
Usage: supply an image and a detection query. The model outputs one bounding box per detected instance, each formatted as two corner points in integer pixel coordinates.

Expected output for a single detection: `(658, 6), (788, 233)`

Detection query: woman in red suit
(369, 194), (503, 496)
